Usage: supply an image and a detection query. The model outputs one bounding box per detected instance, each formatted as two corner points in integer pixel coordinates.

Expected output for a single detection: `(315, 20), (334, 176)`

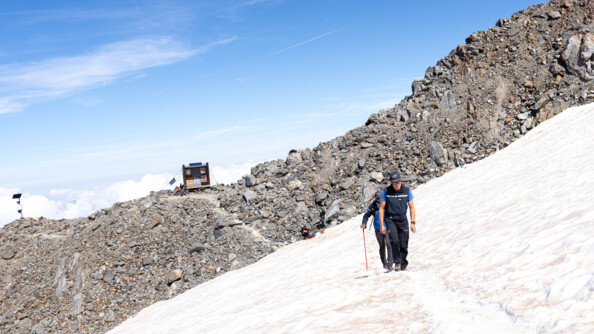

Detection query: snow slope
(109, 103), (594, 333)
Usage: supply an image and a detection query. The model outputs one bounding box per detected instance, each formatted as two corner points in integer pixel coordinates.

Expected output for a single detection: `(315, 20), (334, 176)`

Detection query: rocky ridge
(1, 0), (593, 333)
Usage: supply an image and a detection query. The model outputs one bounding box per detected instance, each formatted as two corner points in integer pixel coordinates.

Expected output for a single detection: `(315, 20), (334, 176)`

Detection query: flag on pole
(169, 177), (176, 185)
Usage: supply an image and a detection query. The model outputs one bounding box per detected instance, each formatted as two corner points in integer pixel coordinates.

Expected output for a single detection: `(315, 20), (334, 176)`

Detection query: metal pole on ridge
(362, 230), (368, 271)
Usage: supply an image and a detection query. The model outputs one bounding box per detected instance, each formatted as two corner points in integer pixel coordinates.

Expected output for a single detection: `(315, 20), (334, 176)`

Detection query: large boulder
(561, 33), (594, 81)
(2, 249), (15, 260)
(244, 175), (257, 187)
(429, 141), (448, 166)
(168, 269), (183, 284)
(287, 179), (303, 190)
(286, 151), (302, 166)
(440, 90), (457, 111)
(242, 190), (257, 203)
(327, 199), (342, 219)
(370, 172), (384, 183)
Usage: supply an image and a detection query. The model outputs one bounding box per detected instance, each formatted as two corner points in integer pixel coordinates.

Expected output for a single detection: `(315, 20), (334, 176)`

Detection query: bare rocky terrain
(1, 0), (593, 333)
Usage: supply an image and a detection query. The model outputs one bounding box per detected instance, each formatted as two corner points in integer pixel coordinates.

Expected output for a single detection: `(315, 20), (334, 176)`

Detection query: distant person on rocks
(318, 208), (327, 232)
(379, 172), (416, 271)
(300, 226), (316, 239)
(361, 190), (392, 270)
(301, 226), (310, 239)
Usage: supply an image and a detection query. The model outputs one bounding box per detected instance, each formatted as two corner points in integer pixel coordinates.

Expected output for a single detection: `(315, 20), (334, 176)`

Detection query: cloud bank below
(0, 161), (255, 227)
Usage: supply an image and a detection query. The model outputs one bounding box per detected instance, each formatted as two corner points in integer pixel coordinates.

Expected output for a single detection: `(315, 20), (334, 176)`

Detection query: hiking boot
(394, 264), (401, 272)
(401, 266), (407, 271)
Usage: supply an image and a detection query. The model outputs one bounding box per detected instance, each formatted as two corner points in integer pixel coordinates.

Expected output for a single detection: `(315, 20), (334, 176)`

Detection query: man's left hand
(411, 223), (416, 233)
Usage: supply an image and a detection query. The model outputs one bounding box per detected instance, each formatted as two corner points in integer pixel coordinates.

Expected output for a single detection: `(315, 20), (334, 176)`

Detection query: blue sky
(0, 0), (543, 223)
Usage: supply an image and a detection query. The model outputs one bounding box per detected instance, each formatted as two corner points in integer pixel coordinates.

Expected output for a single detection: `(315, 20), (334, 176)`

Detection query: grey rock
(429, 141), (448, 166)
(286, 152), (302, 166)
(561, 33), (594, 81)
(287, 179), (303, 190)
(2, 249), (15, 260)
(370, 172), (384, 183)
(517, 112), (530, 120)
(440, 90), (457, 111)
(339, 179), (355, 190)
(189, 244), (206, 254)
(465, 33), (479, 44)
(358, 159), (366, 169)
(251, 164), (264, 177)
(411, 80), (424, 95)
(327, 199), (342, 219)
(168, 269), (182, 284)
(242, 190), (257, 203)
(456, 43), (468, 57)
(549, 63), (565, 76)
(315, 191), (329, 204)
(397, 108), (410, 122)
(244, 175), (257, 187)
(525, 118), (535, 130)
(150, 219), (161, 229)
(547, 11), (562, 20)
(421, 110), (432, 122)
(508, 29), (520, 38)
(103, 268), (115, 286)
(533, 96), (551, 111)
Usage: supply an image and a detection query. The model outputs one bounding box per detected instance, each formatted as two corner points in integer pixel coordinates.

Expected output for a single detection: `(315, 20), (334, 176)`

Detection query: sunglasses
(391, 180), (401, 184)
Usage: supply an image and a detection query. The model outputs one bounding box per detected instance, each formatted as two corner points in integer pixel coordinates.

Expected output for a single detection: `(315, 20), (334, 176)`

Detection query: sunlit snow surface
(110, 103), (594, 334)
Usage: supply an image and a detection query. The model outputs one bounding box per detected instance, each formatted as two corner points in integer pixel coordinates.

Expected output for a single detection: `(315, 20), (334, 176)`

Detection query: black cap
(389, 172), (401, 181)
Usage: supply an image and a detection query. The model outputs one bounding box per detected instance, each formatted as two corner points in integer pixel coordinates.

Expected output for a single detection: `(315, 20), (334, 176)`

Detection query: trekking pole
(362, 230), (368, 271)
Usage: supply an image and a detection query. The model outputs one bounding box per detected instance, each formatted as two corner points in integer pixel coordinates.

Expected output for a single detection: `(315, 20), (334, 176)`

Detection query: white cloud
(0, 187), (21, 225)
(0, 162), (260, 227)
(0, 98), (24, 114)
(210, 161), (259, 185)
(0, 36), (236, 114)
(0, 174), (172, 227)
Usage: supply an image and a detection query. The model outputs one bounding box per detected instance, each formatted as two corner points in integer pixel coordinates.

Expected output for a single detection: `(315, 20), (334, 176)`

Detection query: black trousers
(385, 218), (409, 269)
(374, 230), (392, 267)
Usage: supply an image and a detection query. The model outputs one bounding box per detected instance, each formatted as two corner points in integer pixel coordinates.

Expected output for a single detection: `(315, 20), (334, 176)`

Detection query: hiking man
(361, 190), (392, 270)
(379, 172), (416, 271)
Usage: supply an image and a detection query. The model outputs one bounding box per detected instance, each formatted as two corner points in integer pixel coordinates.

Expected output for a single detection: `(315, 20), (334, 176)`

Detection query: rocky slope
(1, 0), (593, 333)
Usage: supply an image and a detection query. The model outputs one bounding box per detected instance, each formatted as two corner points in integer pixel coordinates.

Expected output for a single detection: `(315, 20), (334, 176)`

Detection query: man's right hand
(380, 226), (386, 234)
